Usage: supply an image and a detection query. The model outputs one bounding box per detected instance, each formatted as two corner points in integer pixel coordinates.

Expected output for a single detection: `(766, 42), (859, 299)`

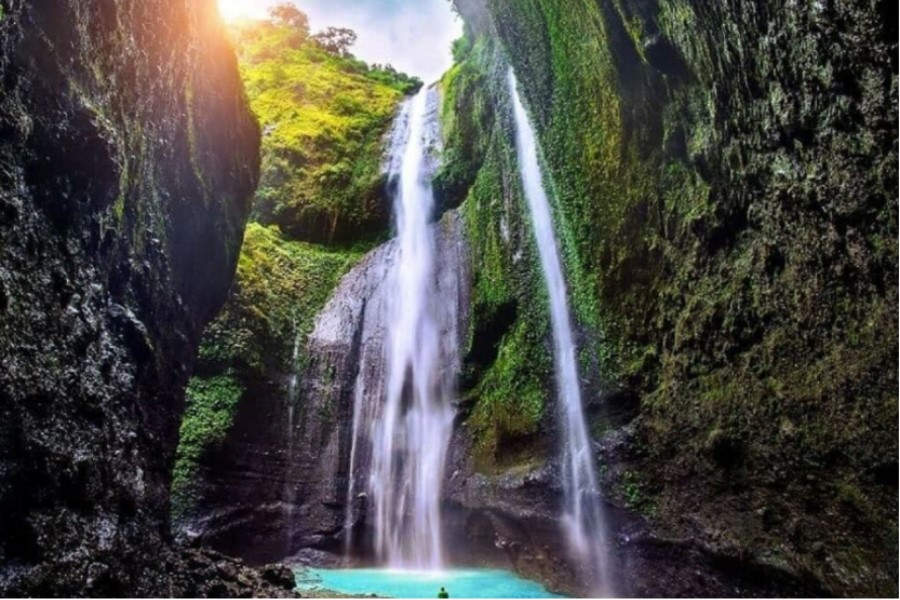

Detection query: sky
(217, 0), (463, 83)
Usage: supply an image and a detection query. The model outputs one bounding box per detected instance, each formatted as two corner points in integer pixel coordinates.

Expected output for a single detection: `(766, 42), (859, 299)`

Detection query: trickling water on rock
(508, 69), (614, 596)
(283, 327), (302, 551)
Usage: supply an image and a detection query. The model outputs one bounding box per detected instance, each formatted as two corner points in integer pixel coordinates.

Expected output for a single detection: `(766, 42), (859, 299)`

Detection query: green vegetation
(440, 32), (553, 471)
(434, 37), (494, 209)
(490, 0), (658, 385)
(172, 373), (245, 517)
(199, 223), (364, 373)
(438, 14), (653, 470)
(620, 470), (656, 516)
(172, 224), (364, 512)
(232, 11), (419, 243)
(453, 0), (897, 594)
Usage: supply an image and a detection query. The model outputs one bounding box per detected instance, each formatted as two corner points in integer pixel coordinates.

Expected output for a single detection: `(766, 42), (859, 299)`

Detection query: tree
(269, 3), (310, 38)
(311, 27), (358, 57)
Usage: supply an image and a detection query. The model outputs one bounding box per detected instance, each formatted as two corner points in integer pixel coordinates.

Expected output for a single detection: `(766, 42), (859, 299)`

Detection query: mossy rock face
(439, 33), (557, 472)
(450, 0), (897, 595)
(171, 223), (364, 517)
(197, 223), (364, 375)
(0, 1), (259, 595)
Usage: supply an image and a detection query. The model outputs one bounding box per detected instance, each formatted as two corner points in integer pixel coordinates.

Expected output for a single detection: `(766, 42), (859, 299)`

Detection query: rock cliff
(0, 0), (261, 595)
(179, 211), (471, 567)
(444, 0), (897, 596)
(155, 0), (896, 596)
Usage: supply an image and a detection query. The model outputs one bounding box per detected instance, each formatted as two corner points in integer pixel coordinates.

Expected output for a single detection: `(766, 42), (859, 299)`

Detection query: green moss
(172, 372), (244, 517)
(468, 319), (551, 470)
(482, 0), (659, 389)
(611, 0), (648, 64)
(199, 222), (363, 373)
(434, 36), (495, 207)
(174, 226), (363, 516)
(455, 0), (898, 593)
(173, 11), (415, 519)
(184, 78), (211, 202)
(835, 480), (870, 514)
(620, 469), (656, 516)
(590, 413), (614, 440)
(439, 33), (555, 472)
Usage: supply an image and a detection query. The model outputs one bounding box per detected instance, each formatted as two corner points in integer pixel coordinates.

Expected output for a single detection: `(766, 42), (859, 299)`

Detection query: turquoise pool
(294, 567), (565, 598)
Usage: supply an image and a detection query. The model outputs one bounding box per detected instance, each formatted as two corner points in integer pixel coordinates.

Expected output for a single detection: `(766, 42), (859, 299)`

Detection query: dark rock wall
(448, 0), (897, 596)
(0, 0), (259, 595)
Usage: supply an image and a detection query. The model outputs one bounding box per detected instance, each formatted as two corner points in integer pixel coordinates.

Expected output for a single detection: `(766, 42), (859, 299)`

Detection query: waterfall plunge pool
(294, 567), (565, 598)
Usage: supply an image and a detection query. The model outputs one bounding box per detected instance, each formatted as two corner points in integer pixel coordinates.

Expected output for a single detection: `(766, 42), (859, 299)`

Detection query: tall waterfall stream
(345, 87), (457, 570)
(336, 76), (615, 592)
(508, 69), (614, 596)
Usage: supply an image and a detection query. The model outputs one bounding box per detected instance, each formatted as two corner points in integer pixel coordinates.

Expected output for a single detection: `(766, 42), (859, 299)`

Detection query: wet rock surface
(162, 548), (297, 598)
(444, 424), (834, 598)
(0, 0), (260, 595)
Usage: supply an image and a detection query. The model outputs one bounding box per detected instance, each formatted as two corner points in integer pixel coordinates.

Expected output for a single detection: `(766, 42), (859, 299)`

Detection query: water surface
(294, 567), (564, 598)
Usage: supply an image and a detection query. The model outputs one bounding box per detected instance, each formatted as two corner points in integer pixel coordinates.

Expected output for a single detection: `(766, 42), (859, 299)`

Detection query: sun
(216, 0), (266, 22)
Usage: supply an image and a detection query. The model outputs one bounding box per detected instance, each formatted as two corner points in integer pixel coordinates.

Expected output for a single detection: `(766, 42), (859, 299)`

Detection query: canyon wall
(166, 0), (896, 596)
(0, 0), (261, 594)
(446, 0), (897, 596)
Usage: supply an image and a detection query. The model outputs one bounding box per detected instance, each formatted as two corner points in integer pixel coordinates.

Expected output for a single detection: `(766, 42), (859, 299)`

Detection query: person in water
(438, 587), (449, 598)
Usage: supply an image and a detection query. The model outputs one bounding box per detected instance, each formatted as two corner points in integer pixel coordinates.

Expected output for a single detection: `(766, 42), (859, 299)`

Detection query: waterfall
(283, 327), (301, 552)
(345, 86), (456, 570)
(343, 358), (366, 558)
(507, 69), (615, 595)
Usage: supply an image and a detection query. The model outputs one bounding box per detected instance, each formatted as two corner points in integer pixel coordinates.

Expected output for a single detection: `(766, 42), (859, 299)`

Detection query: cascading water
(283, 327), (301, 551)
(508, 69), (615, 595)
(345, 86), (456, 570)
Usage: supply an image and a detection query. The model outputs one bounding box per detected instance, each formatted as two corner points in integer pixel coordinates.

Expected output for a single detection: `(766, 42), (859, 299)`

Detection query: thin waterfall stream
(508, 69), (615, 595)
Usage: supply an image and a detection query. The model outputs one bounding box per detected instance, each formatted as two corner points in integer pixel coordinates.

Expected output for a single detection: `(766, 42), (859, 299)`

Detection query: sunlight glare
(216, 0), (266, 22)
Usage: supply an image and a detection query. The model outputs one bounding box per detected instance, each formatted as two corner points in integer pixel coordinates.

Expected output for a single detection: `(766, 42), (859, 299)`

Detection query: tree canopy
(311, 27), (358, 57)
(269, 3), (309, 36)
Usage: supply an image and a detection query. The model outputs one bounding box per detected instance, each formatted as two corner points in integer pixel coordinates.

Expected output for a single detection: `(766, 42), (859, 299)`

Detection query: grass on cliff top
(231, 18), (418, 243)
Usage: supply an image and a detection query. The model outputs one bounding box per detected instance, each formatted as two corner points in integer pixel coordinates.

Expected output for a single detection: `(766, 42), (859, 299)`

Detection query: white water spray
(508, 69), (614, 595)
(366, 87), (455, 569)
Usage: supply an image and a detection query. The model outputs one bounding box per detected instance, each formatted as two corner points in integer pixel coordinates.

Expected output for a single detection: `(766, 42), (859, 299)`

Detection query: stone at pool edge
(262, 564), (299, 590)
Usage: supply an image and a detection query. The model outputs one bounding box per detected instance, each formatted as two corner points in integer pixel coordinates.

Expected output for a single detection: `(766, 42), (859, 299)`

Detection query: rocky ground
(158, 548), (297, 598)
